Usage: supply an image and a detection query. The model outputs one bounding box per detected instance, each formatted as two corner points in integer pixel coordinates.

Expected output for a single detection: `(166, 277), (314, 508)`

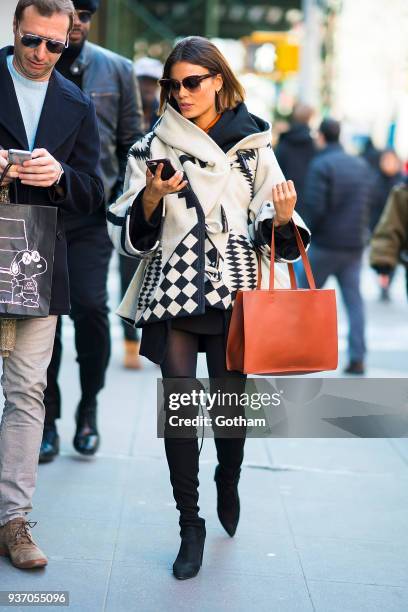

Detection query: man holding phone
(0, 0), (103, 569)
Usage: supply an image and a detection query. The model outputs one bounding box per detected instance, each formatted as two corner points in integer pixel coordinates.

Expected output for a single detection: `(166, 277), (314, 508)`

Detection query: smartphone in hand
(8, 149), (32, 165)
(146, 158), (177, 181)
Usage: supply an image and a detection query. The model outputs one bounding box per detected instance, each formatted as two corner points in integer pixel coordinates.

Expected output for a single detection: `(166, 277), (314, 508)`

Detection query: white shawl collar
(154, 104), (272, 219)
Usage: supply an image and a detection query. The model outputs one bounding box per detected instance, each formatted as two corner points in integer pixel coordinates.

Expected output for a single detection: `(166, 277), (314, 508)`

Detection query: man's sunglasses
(18, 25), (68, 54)
(76, 10), (93, 24)
(159, 73), (214, 93)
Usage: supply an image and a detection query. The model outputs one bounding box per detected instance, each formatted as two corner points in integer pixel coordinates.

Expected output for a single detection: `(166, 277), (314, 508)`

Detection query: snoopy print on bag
(0, 216), (47, 308)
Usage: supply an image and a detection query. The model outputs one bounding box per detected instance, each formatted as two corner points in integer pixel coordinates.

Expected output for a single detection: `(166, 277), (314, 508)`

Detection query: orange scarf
(203, 113), (222, 133)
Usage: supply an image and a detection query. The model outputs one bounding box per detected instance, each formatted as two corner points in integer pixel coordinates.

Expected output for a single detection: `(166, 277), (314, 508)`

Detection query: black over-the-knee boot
(164, 437), (206, 579)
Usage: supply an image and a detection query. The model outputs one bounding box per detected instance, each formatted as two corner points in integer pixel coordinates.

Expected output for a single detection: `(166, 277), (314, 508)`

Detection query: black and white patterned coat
(108, 104), (311, 327)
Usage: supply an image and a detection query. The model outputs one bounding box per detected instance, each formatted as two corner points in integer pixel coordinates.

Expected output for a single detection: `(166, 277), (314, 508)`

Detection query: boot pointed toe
(220, 520), (238, 538)
(214, 465), (240, 537)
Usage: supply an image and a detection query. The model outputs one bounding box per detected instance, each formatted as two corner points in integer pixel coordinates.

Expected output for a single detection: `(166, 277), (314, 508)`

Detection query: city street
(1, 257), (408, 612)
(1, 0), (407, 610)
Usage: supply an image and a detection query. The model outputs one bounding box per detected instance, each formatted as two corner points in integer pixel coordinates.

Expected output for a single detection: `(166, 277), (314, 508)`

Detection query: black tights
(161, 327), (246, 527)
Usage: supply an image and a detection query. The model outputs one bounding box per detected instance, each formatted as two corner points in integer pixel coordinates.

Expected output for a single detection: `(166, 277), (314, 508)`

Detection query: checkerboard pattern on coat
(138, 227), (201, 323)
(205, 280), (232, 309)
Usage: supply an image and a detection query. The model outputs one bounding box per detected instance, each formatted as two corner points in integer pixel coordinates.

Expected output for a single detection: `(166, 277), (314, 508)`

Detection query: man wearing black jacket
(0, 0), (103, 569)
(40, 0), (143, 461)
(275, 103), (317, 215)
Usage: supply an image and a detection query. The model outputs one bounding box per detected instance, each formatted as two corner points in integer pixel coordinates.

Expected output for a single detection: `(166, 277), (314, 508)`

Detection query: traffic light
(243, 31), (300, 77)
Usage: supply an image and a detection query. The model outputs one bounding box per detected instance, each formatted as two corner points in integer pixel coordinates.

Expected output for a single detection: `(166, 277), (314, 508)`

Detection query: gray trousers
(0, 316), (57, 526)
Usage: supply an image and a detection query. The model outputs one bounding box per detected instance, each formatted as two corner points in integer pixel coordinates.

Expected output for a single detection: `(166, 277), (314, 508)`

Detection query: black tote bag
(0, 203), (57, 318)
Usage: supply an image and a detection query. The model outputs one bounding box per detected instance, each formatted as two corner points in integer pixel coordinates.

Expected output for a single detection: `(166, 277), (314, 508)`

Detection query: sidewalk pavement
(1, 259), (408, 612)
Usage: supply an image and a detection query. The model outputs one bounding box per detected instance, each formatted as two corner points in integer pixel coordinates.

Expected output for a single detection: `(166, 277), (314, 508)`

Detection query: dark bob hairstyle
(159, 36), (245, 114)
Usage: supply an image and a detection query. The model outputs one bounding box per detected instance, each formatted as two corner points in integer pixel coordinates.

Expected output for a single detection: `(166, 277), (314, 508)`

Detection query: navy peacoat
(0, 46), (104, 314)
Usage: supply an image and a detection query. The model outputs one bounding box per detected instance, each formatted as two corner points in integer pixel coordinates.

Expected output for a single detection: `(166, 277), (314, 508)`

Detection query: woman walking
(108, 36), (310, 580)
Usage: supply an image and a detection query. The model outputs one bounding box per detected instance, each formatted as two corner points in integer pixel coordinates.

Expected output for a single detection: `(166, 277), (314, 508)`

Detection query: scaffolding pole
(299, 0), (322, 108)
(205, 0), (219, 38)
(106, 0), (121, 52)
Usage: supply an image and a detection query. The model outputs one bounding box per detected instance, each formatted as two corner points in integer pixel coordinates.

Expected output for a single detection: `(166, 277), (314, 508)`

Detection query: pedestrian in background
(118, 56), (163, 370)
(367, 149), (403, 301)
(370, 179), (408, 298)
(134, 56), (162, 132)
(361, 136), (381, 172)
(40, 0), (144, 462)
(108, 36), (310, 580)
(0, 0), (103, 569)
(275, 102), (317, 216)
(298, 118), (372, 375)
(369, 149), (403, 233)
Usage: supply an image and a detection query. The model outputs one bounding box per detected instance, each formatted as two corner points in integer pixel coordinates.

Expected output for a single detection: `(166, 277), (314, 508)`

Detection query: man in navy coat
(0, 0), (103, 570)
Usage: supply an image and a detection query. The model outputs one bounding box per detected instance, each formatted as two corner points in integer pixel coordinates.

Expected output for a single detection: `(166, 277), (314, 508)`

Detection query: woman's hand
(143, 163), (188, 220)
(272, 180), (297, 226)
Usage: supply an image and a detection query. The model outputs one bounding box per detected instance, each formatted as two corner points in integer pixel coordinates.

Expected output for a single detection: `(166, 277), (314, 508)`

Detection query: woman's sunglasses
(76, 10), (93, 24)
(159, 73), (214, 93)
(17, 25), (68, 54)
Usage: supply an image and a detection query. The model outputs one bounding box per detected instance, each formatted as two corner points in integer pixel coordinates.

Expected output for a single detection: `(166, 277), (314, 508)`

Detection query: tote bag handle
(256, 219), (316, 290)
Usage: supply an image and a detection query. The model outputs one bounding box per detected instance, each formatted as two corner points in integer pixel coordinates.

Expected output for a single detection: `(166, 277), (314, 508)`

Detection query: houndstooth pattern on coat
(204, 230), (258, 309)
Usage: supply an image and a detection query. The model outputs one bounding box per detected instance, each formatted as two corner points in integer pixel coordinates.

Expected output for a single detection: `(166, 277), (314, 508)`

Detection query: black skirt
(139, 307), (232, 364)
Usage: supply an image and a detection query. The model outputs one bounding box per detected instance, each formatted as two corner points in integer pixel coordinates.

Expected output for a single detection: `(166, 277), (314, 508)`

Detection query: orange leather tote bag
(226, 221), (338, 375)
